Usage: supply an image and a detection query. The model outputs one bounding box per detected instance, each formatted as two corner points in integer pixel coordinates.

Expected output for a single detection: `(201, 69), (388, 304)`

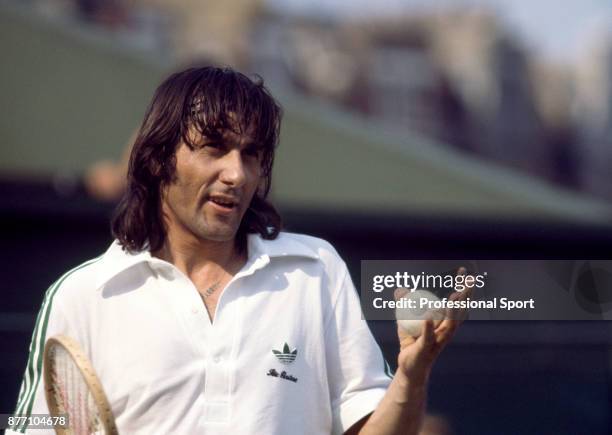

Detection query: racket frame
(44, 335), (119, 435)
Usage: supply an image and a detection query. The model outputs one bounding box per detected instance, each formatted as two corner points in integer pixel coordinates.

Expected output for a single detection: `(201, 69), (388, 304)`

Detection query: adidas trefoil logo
(272, 343), (297, 365)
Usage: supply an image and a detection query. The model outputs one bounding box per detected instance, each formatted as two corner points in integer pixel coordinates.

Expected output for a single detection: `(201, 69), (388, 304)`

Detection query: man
(9, 67), (467, 434)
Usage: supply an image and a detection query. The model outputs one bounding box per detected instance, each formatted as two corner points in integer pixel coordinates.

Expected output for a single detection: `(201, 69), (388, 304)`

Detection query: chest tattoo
(201, 281), (221, 299)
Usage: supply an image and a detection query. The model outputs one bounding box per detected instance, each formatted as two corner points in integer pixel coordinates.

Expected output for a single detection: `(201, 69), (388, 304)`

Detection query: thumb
(416, 319), (435, 351)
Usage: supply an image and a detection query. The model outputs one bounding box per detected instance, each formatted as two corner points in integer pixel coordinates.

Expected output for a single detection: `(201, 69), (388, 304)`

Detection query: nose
(219, 149), (246, 188)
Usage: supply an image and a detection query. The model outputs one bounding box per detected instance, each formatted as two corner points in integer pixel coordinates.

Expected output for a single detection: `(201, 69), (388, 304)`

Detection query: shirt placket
(200, 255), (270, 425)
(201, 297), (236, 424)
(149, 253), (271, 427)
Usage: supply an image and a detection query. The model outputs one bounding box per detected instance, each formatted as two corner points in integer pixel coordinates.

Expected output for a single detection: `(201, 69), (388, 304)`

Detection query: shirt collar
(95, 232), (319, 289)
(94, 240), (155, 289)
(248, 232), (319, 261)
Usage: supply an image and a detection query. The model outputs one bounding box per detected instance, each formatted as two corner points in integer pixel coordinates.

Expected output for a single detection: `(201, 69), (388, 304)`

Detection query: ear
(256, 175), (269, 198)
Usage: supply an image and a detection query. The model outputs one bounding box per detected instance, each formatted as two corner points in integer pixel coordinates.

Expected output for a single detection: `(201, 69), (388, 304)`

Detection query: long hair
(111, 66), (283, 253)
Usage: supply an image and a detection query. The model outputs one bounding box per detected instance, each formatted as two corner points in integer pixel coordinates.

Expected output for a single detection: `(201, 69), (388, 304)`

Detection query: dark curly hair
(111, 66), (283, 253)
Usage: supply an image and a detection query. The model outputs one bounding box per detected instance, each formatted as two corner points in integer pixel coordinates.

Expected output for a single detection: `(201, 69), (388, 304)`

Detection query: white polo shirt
(10, 232), (393, 435)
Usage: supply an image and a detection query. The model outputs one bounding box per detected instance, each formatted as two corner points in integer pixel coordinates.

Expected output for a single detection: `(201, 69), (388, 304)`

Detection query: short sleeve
(7, 283), (71, 435)
(325, 265), (393, 435)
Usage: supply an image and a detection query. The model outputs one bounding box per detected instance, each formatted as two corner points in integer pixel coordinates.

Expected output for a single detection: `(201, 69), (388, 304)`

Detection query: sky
(266, 0), (612, 65)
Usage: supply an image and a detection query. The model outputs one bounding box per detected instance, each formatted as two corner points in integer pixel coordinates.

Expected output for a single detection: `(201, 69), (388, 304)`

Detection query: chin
(199, 227), (238, 243)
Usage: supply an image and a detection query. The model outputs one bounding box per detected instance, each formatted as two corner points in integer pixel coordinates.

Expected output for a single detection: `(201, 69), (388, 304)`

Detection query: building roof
(2, 3), (611, 224)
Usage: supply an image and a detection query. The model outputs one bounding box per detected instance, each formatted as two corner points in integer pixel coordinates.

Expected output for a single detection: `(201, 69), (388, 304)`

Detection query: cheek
(247, 167), (263, 194)
(164, 179), (198, 209)
(162, 185), (183, 211)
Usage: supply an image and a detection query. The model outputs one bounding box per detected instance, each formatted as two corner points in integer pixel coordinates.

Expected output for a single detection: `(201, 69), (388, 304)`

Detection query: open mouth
(208, 195), (239, 212)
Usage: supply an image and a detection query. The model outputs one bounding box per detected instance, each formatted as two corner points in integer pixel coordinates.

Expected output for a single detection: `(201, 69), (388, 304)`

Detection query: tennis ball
(396, 289), (444, 337)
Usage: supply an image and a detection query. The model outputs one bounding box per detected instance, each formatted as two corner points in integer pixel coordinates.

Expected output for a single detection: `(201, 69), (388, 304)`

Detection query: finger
(431, 331), (455, 360)
(445, 266), (473, 321)
(434, 321), (458, 344)
(394, 287), (409, 301)
(453, 266), (474, 297)
(446, 291), (469, 323)
(438, 297), (469, 334)
(419, 319), (435, 350)
(448, 291), (464, 304)
(438, 307), (467, 330)
(425, 267), (471, 348)
(397, 323), (417, 346)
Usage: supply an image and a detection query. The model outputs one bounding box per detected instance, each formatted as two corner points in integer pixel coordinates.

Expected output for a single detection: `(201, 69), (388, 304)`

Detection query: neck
(153, 230), (245, 278)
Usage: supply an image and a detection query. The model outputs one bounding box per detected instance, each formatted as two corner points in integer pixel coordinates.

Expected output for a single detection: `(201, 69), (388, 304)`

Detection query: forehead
(199, 123), (258, 143)
(191, 106), (259, 138)
(185, 123), (259, 149)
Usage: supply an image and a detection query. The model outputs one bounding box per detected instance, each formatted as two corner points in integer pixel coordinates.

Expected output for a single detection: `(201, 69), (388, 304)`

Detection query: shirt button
(213, 356), (221, 363)
(191, 308), (199, 314)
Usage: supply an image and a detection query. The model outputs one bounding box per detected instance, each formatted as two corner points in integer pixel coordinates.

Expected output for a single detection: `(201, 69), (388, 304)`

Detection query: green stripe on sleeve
(13, 280), (59, 419)
(384, 359), (394, 379)
(12, 256), (101, 432)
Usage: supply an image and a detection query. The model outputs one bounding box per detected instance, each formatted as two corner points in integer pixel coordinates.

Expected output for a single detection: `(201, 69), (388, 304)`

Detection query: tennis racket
(43, 335), (119, 435)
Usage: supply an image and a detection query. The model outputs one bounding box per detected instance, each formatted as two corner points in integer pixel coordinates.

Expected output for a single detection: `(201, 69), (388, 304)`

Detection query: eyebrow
(243, 140), (264, 149)
(200, 134), (262, 149)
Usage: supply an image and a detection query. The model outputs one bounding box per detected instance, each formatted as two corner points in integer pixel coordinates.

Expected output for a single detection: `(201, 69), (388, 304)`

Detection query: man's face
(160, 126), (263, 244)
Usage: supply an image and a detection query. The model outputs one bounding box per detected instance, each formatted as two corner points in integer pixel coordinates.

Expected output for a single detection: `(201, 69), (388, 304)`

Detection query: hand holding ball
(395, 289), (444, 337)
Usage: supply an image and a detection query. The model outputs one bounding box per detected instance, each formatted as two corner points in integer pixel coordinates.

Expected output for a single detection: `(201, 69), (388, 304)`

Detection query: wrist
(391, 370), (429, 404)
(396, 357), (432, 386)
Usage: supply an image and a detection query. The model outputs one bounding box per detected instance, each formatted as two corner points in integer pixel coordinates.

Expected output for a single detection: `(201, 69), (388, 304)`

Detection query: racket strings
(50, 345), (103, 434)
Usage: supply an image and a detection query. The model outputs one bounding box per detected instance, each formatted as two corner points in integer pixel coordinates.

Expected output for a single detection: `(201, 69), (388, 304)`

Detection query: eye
(242, 147), (259, 159)
(198, 142), (224, 154)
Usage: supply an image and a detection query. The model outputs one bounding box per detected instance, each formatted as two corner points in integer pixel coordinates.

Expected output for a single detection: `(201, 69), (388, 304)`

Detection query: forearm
(358, 371), (428, 435)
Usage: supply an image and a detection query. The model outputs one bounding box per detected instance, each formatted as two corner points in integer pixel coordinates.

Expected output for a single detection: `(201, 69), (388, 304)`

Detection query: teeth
(211, 198), (234, 207)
